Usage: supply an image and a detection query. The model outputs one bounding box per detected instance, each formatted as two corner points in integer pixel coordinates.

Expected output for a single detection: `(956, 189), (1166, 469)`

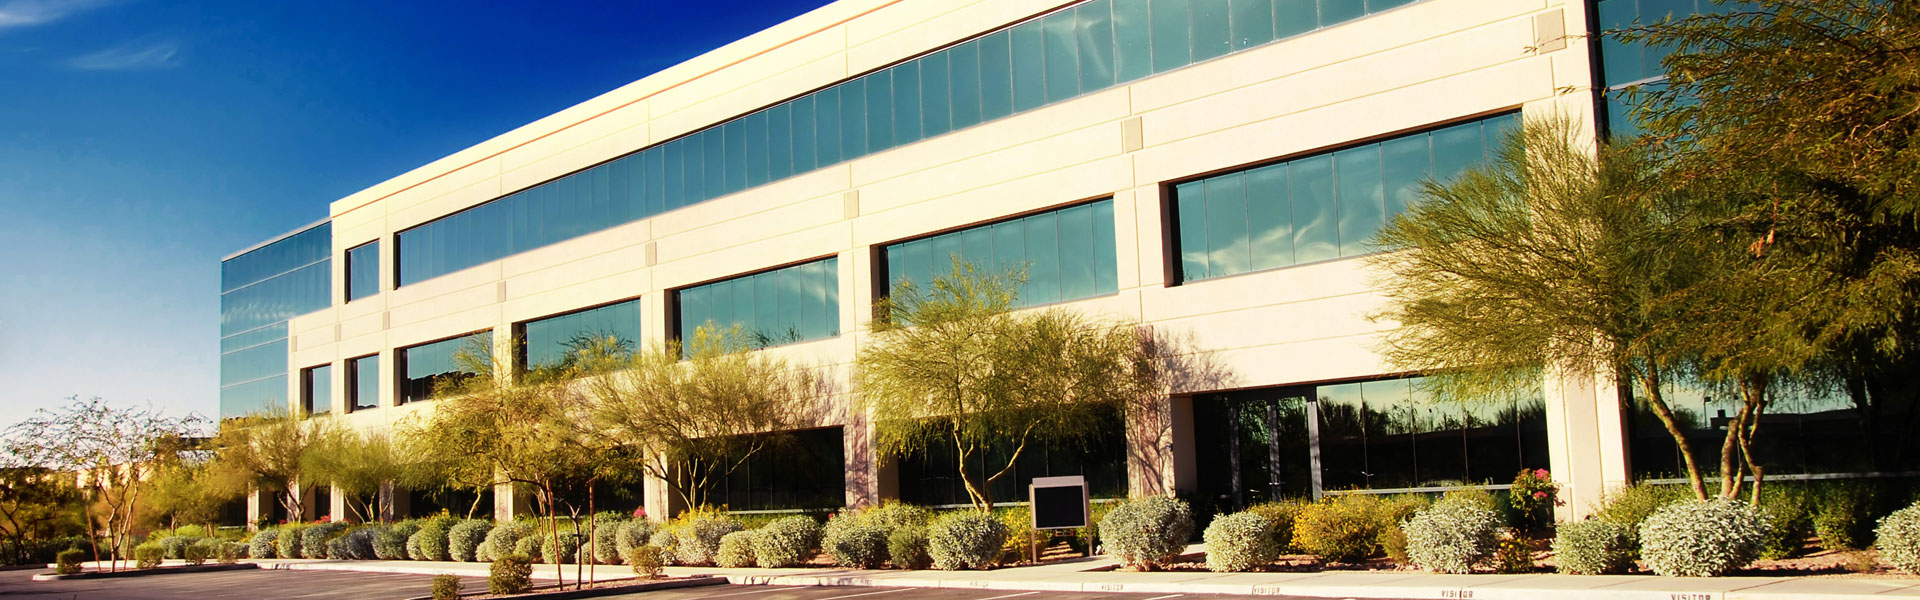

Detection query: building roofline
(222, 217), (331, 262)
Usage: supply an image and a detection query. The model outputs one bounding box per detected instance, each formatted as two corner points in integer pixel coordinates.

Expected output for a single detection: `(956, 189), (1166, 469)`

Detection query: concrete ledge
(31, 563), (255, 581)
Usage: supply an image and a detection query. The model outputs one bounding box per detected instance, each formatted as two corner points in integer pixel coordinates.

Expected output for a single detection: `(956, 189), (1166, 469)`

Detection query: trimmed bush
(616, 519), (657, 565)
(648, 529), (679, 566)
(539, 532), (584, 565)
(716, 530), (758, 568)
(480, 520), (536, 563)
(753, 515), (822, 568)
(217, 541), (247, 564)
(1876, 502), (1920, 574)
(329, 527), (378, 560)
(431, 573), (462, 600)
(56, 548), (85, 575)
(1203, 511), (1278, 572)
(1402, 498), (1504, 574)
(823, 513), (890, 568)
(1816, 485), (1875, 551)
(448, 520), (493, 562)
(134, 543), (163, 569)
(1100, 496), (1195, 571)
(1592, 483), (1688, 530)
(303, 522), (348, 559)
(248, 529), (280, 559)
(866, 501), (933, 530)
(489, 555), (533, 595)
(927, 511), (1008, 571)
(513, 535), (543, 562)
(888, 525), (931, 570)
(172, 525), (208, 538)
(1759, 491), (1813, 560)
(1293, 495), (1383, 564)
(278, 525), (306, 559)
(184, 539), (216, 565)
(376, 521), (420, 560)
(1552, 519), (1635, 575)
(628, 545), (666, 579)
(1639, 499), (1770, 577)
(677, 512), (745, 566)
(159, 536), (194, 560)
(589, 514), (627, 565)
(1247, 501), (1305, 553)
(411, 517), (456, 561)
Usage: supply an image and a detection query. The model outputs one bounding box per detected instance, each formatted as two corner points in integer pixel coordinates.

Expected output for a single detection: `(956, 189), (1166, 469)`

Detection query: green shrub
(539, 532), (585, 565)
(647, 528), (679, 566)
(927, 511), (1008, 571)
(1816, 484), (1876, 551)
(716, 530), (758, 568)
(217, 541), (247, 564)
(248, 529), (279, 559)
(513, 535), (543, 562)
(184, 539), (216, 565)
(866, 501), (933, 530)
(628, 545), (666, 579)
(1876, 501), (1920, 574)
(431, 573), (462, 600)
(1403, 498), (1504, 573)
(1552, 520), (1635, 575)
(329, 527), (378, 560)
(1639, 499), (1770, 577)
(753, 515), (822, 568)
(376, 521), (419, 560)
(676, 511), (744, 566)
(134, 543), (164, 569)
(1100, 496), (1194, 571)
(278, 524), (306, 559)
(1509, 469), (1559, 531)
(448, 520), (493, 562)
(411, 517), (456, 561)
(1375, 494), (1432, 564)
(615, 519), (657, 565)
(488, 554), (533, 595)
(1592, 483), (1688, 530)
(302, 522), (348, 559)
(1293, 495), (1382, 564)
(1492, 533), (1536, 573)
(158, 536), (194, 560)
(480, 520), (535, 563)
(995, 505), (1038, 565)
(1758, 490), (1813, 560)
(55, 548), (85, 575)
(1246, 501), (1305, 553)
(589, 514), (626, 565)
(1203, 511), (1278, 572)
(172, 525), (208, 538)
(823, 513), (890, 568)
(888, 525), (931, 570)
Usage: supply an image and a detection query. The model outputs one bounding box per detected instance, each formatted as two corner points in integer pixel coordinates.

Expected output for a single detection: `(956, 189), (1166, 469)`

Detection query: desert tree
(0, 444), (84, 565)
(206, 408), (323, 520)
(302, 419), (412, 522)
(855, 260), (1161, 510)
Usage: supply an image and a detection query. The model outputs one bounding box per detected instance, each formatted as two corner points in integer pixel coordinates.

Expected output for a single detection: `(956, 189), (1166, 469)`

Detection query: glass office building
(219, 221), (330, 419)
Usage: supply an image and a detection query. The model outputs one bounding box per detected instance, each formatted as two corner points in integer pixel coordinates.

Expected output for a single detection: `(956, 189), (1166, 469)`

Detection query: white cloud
(0, 0), (110, 30)
(66, 39), (178, 70)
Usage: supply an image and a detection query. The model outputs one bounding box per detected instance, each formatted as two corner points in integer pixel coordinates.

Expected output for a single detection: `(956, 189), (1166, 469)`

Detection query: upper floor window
(881, 199), (1117, 307)
(347, 354), (379, 412)
(399, 332), (492, 404)
(302, 364), (332, 417)
(675, 258), (839, 348)
(345, 241), (379, 302)
(518, 299), (642, 372)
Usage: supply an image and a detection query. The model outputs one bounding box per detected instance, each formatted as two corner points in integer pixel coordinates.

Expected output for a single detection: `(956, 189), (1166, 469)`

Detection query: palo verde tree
(1619, 0), (1920, 473)
(5, 396), (202, 571)
(206, 407), (323, 520)
(856, 260), (1160, 511)
(574, 324), (819, 511)
(302, 419), (412, 522)
(147, 449), (248, 533)
(0, 444), (85, 566)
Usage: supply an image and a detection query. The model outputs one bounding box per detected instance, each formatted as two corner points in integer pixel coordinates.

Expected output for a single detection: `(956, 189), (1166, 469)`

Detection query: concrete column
(245, 488), (270, 530)
(640, 458), (684, 521)
(843, 417), (877, 510)
(1125, 394), (1191, 497)
(330, 484), (353, 523)
(494, 481), (535, 522)
(1544, 370), (1633, 520)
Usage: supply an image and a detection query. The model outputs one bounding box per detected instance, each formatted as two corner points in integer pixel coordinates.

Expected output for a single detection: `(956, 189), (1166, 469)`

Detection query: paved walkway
(71, 555), (1920, 600)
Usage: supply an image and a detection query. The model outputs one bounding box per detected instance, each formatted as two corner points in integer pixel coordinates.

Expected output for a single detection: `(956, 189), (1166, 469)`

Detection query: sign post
(1027, 475), (1091, 561)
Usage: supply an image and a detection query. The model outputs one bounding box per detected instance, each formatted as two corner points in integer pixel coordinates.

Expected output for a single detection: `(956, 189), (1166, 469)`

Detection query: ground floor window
(1193, 375), (1548, 511)
(893, 409), (1126, 507)
(698, 427), (847, 511)
(1628, 381), (1920, 480)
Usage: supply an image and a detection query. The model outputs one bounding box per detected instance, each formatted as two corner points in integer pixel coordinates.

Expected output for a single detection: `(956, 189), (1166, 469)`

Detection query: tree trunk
(1638, 368), (1709, 500)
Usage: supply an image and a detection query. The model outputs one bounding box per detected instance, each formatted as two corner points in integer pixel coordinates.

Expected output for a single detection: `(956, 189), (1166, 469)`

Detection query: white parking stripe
(977, 592), (1041, 600)
(702, 586), (810, 597)
(815, 589), (906, 600)
(1142, 595), (1185, 600)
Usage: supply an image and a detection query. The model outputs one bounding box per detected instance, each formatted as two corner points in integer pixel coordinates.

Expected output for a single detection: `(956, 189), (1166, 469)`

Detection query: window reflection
(399, 332), (490, 405)
(881, 199), (1118, 308)
(675, 258), (840, 349)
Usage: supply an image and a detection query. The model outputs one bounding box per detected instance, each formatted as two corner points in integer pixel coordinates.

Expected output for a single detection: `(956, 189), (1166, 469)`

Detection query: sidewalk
(97, 554), (1920, 600)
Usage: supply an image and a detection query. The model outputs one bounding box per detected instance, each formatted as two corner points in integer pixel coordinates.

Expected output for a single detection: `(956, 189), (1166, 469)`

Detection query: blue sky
(0, 0), (831, 423)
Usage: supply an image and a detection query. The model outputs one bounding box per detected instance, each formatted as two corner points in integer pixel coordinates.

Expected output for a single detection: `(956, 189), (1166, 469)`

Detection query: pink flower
(1533, 469), (1550, 480)
(1533, 491), (1548, 499)
(632, 507), (647, 519)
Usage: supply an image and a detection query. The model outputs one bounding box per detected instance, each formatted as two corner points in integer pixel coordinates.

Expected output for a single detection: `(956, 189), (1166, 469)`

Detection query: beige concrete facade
(273, 0), (1630, 520)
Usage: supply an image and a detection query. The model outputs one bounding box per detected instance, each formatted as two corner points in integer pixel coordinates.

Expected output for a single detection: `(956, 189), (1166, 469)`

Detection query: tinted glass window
(302, 364), (332, 417)
(520, 300), (642, 371)
(881, 199), (1119, 307)
(676, 257), (840, 348)
(399, 332), (490, 404)
(348, 354), (379, 412)
(220, 222), (330, 419)
(345, 241), (379, 302)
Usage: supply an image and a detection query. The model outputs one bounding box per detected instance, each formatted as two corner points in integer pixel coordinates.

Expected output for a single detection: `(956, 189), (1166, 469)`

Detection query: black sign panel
(1032, 485), (1087, 529)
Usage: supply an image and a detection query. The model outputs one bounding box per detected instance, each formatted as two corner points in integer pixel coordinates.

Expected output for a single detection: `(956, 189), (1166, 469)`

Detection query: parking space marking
(815, 589), (907, 600)
(703, 585), (812, 597)
(1142, 595), (1185, 600)
(977, 592), (1041, 600)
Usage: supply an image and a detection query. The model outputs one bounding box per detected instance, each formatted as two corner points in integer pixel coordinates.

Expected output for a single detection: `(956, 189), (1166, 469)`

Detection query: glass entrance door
(1193, 388), (1314, 511)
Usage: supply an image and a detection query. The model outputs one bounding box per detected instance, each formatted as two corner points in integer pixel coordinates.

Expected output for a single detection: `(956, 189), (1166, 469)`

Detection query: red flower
(1533, 491), (1548, 499)
(1533, 469), (1550, 480)
(632, 507), (647, 519)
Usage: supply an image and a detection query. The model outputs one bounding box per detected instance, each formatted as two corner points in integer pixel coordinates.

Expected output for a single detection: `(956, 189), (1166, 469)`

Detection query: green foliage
(672, 509), (743, 566)
(588, 513), (625, 565)
(480, 520), (535, 563)
(411, 517), (455, 561)
(823, 512), (890, 568)
(1815, 484), (1877, 551)
(887, 526), (931, 570)
(646, 528), (677, 566)
(133, 543), (163, 569)
(158, 536), (194, 560)
(217, 541), (247, 564)
(248, 529), (279, 559)
(865, 500), (933, 530)
(1203, 511), (1278, 572)
(512, 535), (543, 562)
(927, 511), (1008, 571)
(277, 524), (306, 559)
(448, 520), (493, 562)
(55, 548), (85, 574)
(1375, 494), (1432, 564)
(538, 532), (584, 565)
(752, 515), (822, 568)
(1509, 469), (1558, 530)
(1593, 483), (1689, 531)
(1639, 499), (1770, 577)
(171, 525), (207, 538)
(1877, 501), (1920, 574)
(1552, 520), (1636, 575)
(858, 260), (1160, 509)
(488, 554), (533, 595)
(182, 539), (212, 566)
(614, 519), (656, 565)
(431, 573), (462, 600)
(715, 530), (757, 568)
(375, 521), (419, 560)
(1246, 501), (1305, 553)
(627, 545), (666, 579)
(328, 527), (377, 560)
(1402, 498), (1503, 574)
(1491, 534), (1535, 574)
(1293, 495), (1384, 564)
(1099, 496), (1194, 571)
(1758, 489), (1813, 560)
(301, 522), (347, 560)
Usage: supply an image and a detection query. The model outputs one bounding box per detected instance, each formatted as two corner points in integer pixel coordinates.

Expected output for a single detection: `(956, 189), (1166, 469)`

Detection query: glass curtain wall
(345, 241), (379, 302)
(1595, 0), (1739, 136)
(394, 0), (1426, 288)
(1627, 381), (1920, 479)
(702, 427), (848, 511)
(1173, 112), (1518, 282)
(301, 364), (332, 417)
(398, 332), (492, 404)
(881, 199), (1117, 306)
(220, 222), (331, 419)
(347, 354), (380, 412)
(675, 258), (839, 348)
(518, 299), (643, 372)
(895, 407), (1128, 506)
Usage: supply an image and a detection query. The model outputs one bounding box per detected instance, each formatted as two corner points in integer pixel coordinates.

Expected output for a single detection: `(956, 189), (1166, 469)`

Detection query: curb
(31, 563), (256, 581)
(401, 576), (726, 600)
